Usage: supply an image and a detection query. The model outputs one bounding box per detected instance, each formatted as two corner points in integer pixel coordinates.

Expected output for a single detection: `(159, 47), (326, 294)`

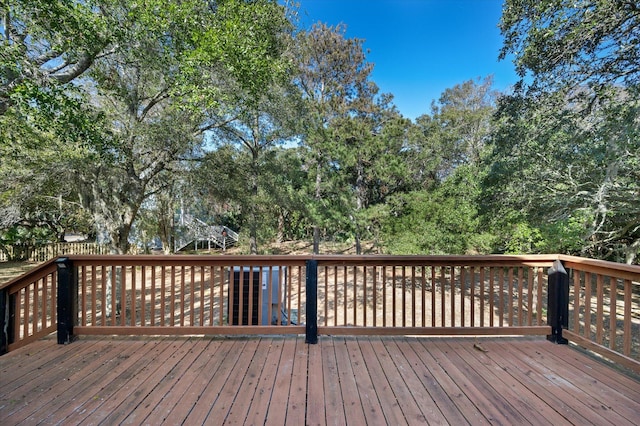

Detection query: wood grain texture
(2, 335), (639, 425)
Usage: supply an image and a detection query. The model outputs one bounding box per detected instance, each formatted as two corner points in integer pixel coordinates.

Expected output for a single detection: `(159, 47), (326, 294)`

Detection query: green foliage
(2, 0), (638, 263)
(491, 0), (640, 263)
(500, 0), (640, 92)
(382, 166), (490, 255)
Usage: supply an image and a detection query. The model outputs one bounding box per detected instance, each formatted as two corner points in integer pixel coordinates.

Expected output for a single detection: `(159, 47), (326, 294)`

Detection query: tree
(0, 0), (113, 117)
(329, 93), (410, 254)
(409, 77), (497, 185)
(1, 0), (294, 254)
(493, 0), (640, 263)
(500, 0), (640, 95)
(487, 88), (640, 262)
(380, 79), (498, 255)
(294, 23), (375, 253)
(204, 82), (301, 253)
(382, 165), (493, 255)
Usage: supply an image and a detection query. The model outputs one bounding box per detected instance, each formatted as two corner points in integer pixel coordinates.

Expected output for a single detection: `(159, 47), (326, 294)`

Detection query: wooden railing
(2, 254), (638, 374)
(559, 255), (640, 372)
(64, 255), (556, 338)
(0, 259), (57, 352)
(69, 256), (307, 337)
(312, 255), (553, 336)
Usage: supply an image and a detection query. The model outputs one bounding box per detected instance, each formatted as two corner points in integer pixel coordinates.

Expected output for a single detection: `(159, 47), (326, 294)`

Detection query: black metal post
(0, 288), (8, 355)
(305, 259), (318, 344)
(56, 257), (77, 345)
(547, 259), (569, 344)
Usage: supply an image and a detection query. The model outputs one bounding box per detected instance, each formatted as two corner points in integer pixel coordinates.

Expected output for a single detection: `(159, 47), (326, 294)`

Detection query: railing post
(547, 259), (569, 344)
(305, 259), (318, 344)
(0, 287), (9, 355)
(56, 257), (77, 345)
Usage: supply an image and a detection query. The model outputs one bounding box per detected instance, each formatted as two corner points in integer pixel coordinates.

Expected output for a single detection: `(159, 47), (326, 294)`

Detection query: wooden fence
(1, 254), (638, 373)
(0, 243), (109, 263)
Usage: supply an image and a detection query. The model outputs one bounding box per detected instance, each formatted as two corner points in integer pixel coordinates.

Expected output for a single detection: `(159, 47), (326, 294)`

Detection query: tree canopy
(1, 0), (638, 263)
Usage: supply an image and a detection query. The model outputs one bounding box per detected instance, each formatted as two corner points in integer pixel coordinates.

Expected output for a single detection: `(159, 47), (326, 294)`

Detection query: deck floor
(1, 335), (639, 425)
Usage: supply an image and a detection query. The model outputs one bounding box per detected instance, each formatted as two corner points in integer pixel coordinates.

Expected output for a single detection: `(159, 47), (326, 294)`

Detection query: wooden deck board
(484, 339), (595, 424)
(305, 340), (326, 426)
(319, 337), (346, 426)
(1, 335), (639, 425)
(503, 340), (633, 425)
(516, 341), (639, 425)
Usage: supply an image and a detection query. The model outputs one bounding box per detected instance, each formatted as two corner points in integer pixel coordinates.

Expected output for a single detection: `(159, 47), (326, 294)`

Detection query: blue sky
(294, 0), (519, 120)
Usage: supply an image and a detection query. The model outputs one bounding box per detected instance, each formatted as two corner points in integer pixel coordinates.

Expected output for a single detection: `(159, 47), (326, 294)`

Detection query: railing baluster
(140, 266), (146, 327)
(80, 265), (86, 327)
(479, 267), (485, 327)
(596, 274), (604, 345)
(508, 268), (514, 327)
(200, 266), (206, 327)
(110, 266), (116, 326)
(402, 266), (407, 328)
(382, 266), (387, 327)
(120, 266), (126, 327)
(430, 266), (436, 327)
(517, 267), (524, 326)
(584, 272), (592, 340)
(42, 274), (49, 330)
(277, 265), (283, 326)
(623, 279), (632, 356)
(470, 266), (475, 327)
(573, 270), (580, 333)
(255, 266), (261, 326)
(170, 266), (176, 326)
(160, 266), (166, 326)
(297, 266), (302, 325)
(190, 266), (196, 326)
(373, 266), (378, 328)
(131, 266), (136, 326)
(450, 267), (455, 327)
(343, 266), (347, 326)
(460, 266), (466, 327)
(421, 266), (426, 328)
(609, 278), (617, 351)
(527, 267), (533, 326)
(411, 266), (416, 327)
(440, 267), (445, 327)
(91, 266), (97, 326)
(363, 266), (368, 327)
(498, 268), (504, 327)
(353, 266), (358, 326)
(334, 266), (338, 327)
(208, 266), (214, 326)
(34, 280), (40, 333)
(537, 268), (543, 326)
(489, 267), (494, 327)
(179, 266), (185, 327)
(151, 266), (156, 326)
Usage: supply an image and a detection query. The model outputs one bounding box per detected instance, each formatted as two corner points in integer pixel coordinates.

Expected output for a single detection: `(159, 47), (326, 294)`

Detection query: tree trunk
(249, 149), (259, 255)
(276, 211), (285, 244)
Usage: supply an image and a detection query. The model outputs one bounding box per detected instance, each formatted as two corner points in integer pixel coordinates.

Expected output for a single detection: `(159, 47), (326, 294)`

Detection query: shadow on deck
(1, 335), (639, 425)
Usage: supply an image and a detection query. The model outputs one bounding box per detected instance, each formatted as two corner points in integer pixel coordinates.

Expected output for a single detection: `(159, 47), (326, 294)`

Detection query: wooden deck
(1, 335), (639, 425)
